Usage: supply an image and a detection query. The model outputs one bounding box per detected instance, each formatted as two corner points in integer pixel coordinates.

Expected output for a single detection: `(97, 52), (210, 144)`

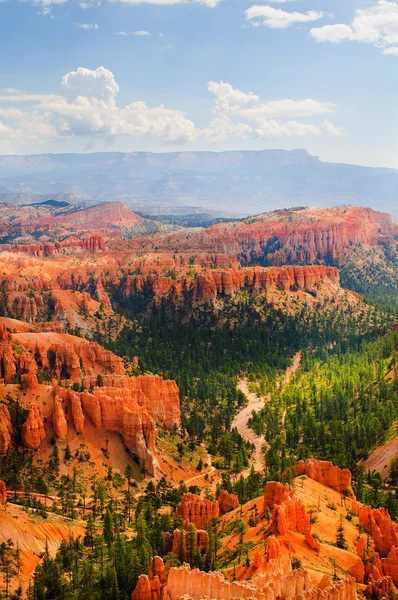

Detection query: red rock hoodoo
(176, 494), (220, 529)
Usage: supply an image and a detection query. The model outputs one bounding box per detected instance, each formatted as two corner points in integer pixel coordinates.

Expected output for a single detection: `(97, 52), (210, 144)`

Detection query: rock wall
(295, 458), (353, 494)
(9, 235), (106, 257)
(123, 265), (340, 305)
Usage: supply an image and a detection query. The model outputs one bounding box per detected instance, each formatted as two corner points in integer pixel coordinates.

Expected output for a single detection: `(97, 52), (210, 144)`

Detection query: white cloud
(115, 30), (151, 36)
(322, 120), (348, 137)
(310, 1), (398, 55)
(245, 5), (324, 29)
(74, 22), (99, 29)
(195, 0), (221, 7)
(79, 0), (101, 7)
(109, 0), (186, 5)
(0, 69), (346, 151)
(0, 67), (197, 148)
(383, 45), (398, 54)
(204, 80), (343, 141)
(61, 66), (119, 105)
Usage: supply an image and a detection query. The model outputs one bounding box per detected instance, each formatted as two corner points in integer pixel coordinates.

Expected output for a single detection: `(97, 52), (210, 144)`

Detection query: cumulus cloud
(245, 5), (324, 29)
(204, 80), (343, 141)
(0, 67), (197, 149)
(61, 66), (119, 105)
(0, 68), (346, 151)
(310, 0), (398, 55)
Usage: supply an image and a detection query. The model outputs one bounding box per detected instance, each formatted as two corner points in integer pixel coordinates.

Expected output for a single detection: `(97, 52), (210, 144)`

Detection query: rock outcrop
(0, 326), (17, 383)
(168, 527), (209, 555)
(264, 482), (320, 552)
(0, 480), (6, 504)
(22, 403), (46, 449)
(352, 500), (398, 556)
(218, 490), (239, 515)
(0, 405), (12, 455)
(295, 458), (353, 494)
(176, 494), (219, 529)
(366, 576), (397, 600)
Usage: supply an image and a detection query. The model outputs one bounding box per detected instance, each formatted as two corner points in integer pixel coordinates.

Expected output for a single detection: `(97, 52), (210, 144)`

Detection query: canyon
(0, 200), (397, 599)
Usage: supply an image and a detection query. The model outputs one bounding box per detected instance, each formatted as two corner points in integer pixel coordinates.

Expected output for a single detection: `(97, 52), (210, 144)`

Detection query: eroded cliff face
(122, 265), (340, 306)
(123, 205), (397, 264)
(0, 319), (180, 476)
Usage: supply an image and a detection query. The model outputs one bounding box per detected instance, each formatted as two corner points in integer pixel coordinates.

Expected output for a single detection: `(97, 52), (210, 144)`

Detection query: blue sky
(0, 0), (397, 167)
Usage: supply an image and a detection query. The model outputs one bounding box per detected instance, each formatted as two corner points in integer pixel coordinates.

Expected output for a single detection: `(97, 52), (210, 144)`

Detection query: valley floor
(234, 352), (302, 473)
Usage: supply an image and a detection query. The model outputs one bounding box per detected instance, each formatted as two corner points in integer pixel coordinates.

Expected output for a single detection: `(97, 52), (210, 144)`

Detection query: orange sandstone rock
(0, 480), (6, 504)
(131, 574), (162, 600)
(296, 458), (353, 494)
(349, 557), (365, 584)
(52, 395), (68, 440)
(382, 546), (398, 586)
(0, 405), (12, 455)
(217, 489), (239, 515)
(69, 391), (85, 434)
(176, 494), (219, 529)
(22, 403), (46, 449)
(366, 576), (397, 600)
(264, 482), (320, 552)
(352, 500), (398, 556)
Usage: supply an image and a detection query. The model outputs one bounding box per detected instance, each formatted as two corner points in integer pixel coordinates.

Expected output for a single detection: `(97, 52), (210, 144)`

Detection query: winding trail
(233, 352), (301, 473)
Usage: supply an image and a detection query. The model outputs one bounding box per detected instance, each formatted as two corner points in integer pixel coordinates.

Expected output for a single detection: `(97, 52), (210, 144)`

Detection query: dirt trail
(234, 352), (301, 473)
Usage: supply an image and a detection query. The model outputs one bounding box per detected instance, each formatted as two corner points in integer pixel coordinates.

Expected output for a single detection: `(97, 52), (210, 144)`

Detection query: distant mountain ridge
(0, 149), (397, 218)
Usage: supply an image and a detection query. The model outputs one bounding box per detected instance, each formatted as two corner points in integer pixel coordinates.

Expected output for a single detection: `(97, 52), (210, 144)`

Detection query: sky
(0, 0), (397, 168)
